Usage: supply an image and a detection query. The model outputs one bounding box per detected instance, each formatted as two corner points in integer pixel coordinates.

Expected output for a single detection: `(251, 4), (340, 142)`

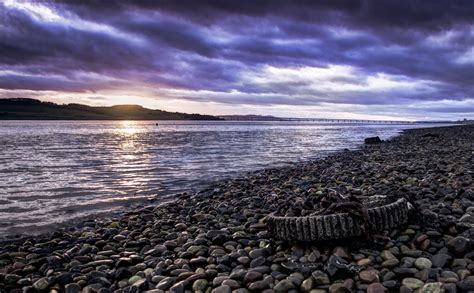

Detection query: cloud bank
(1, 0), (473, 120)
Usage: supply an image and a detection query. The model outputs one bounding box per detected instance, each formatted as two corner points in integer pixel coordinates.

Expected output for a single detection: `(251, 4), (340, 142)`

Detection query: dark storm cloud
(0, 0), (473, 118)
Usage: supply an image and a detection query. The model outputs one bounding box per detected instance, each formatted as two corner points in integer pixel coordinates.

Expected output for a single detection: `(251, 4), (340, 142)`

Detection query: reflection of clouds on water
(0, 121), (451, 237)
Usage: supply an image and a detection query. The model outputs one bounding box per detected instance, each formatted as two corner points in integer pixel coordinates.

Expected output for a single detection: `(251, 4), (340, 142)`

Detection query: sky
(0, 0), (473, 120)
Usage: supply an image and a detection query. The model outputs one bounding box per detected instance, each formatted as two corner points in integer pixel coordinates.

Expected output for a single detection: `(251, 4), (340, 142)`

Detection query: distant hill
(0, 98), (222, 120)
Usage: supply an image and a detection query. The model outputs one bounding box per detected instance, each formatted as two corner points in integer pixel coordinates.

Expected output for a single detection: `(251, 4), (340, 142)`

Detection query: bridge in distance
(219, 116), (415, 124)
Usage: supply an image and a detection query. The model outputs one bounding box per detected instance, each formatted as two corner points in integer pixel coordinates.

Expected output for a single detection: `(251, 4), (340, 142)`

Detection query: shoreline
(1, 124), (473, 292)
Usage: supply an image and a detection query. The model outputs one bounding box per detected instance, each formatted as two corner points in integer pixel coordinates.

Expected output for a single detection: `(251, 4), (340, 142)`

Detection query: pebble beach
(1, 124), (473, 293)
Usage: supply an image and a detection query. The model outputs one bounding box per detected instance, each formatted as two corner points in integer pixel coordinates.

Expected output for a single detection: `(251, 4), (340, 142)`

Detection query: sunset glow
(1, 1), (473, 120)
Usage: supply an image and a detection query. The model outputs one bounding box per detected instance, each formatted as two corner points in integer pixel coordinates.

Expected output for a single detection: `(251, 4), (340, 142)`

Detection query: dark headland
(0, 98), (222, 120)
(0, 124), (473, 292)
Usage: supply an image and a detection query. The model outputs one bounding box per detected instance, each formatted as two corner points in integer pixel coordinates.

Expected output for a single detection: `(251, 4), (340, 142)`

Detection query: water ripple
(0, 120), (446, 237)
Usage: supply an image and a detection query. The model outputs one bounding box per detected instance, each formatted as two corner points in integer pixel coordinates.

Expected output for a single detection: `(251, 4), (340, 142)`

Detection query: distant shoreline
(0, 98), (222, 120)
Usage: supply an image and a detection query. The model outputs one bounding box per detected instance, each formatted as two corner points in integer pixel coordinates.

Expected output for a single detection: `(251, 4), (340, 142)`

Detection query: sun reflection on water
(114, 121), (148, 189)
(117, 121), (140, 136)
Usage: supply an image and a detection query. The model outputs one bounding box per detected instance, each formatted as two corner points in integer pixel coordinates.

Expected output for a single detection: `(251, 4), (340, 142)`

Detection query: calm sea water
(0, 120), (445, 237)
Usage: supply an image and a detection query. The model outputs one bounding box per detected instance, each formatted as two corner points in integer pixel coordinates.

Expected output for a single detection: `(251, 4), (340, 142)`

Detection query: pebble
(359, 270), (379, 283)
(192, 279), (208, 291)
(32, 277), (49, 291)
(401, 278), (424, 290)
(414, 257), (432, 269)
(366, 283), (387, 293)
(380, 250), (396, 260)
(381, 258), (399, 268)
(447, 236), (469, 256)
(211, 285), (232, 293)
(312, 270), (330, 285)
(300, 277), (314, 292)
(431, 254), (451, 268)
(274, 280), (296, 292)
(62, 283), (80, 293)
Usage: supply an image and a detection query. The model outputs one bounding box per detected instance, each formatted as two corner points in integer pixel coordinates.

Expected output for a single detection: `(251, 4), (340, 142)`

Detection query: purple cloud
(0, 0), (473, 119)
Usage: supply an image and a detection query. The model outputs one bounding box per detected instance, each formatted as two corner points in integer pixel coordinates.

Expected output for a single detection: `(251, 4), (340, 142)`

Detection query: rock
(33, 277), (50, 291)
(274, 280), (295, 293)
(326, 256), (358, 279)
(312, 270), (330, 285)
(367, 283), (387, 293)
(381, 258), (399, 268)
(169, 280), (187, 293)
(421, 282), (443, 293)
(115, 267), (133, 280)
(301, 277), (314, 292)
(222, 279), (240, 290)
(213, 276), (230, 286)
(175, 223), (187, 230)
(249, 248), (269, 259)
(457, 276), (474, 291)
(328, 283), (350, 293)
(414, 257), (432, 270)
(458, 269), (471, 280)
(431, 254), (451, 268)
(128, 275), (143, 286)
(365, 136), (382, 144)
(247, 276), (272, 291)
(359, 270), (379, 283)
(400, 257), (415, 268)
(4, 274), (21, 285)
(156, 277), (175, 290)
(447, 236), (469, 256)
(211, 285), (231, 293)
(357, 258), (372, 266)
(393, 267), (417, 278)
(250, 256), (266, 268)
(192, 213), (209, 222)
(244, 271), (262, 284)
(332, 246), (351, 259)
(237, 256), (250, 266)
(381, 250), (396, 260)
(440, 271), (459, 280)
(192, 279), (208, 291)
(46, 255), (62, 268)
(401, 278), (424, 290)
(382, 280), (398, 290)
(64, 283), (81, 293)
